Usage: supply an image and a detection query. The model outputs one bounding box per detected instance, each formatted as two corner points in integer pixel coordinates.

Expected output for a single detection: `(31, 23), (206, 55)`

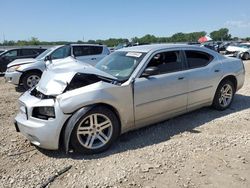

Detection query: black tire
(70, 106), (120, 154)
(212, 80), (235, 111)
(22, 71), (41, 90)
(242, 52), (249, 60)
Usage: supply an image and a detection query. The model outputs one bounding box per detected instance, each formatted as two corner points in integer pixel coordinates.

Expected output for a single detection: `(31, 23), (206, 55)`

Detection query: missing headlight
(32, 107), (55, 120)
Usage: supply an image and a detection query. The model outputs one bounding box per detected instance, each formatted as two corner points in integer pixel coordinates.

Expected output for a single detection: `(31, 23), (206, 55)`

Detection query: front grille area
(30, 88), (55, 99)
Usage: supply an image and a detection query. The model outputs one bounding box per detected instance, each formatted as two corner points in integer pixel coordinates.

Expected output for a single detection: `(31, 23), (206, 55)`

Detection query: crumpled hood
(36, 57), (117, 96)
(226, 46), (249, 52)
(7, 58), (36, 68)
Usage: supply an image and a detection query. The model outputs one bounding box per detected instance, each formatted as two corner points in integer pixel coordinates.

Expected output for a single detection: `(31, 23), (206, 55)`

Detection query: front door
(0, 49), (19, 73)
(133, 50), (188, 128)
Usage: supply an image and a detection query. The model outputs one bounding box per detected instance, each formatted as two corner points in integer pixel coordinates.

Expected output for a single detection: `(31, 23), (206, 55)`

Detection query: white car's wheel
(70, 106), (120, 154)
(22, 71), (41, 90)
(242, 52), (249, 60)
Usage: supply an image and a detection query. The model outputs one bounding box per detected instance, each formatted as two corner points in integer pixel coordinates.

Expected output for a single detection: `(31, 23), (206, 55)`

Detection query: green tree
(29, 37), (40, 45)
(138, 34), (157, 44)
(210, 28), (231, 41)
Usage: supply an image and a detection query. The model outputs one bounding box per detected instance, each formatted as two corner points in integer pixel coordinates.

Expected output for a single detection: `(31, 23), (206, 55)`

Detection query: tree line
(1, 28), (249, 47)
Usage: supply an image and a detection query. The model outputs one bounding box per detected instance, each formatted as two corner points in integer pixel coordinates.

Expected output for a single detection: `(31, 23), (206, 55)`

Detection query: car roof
(2, 47), (46, 51)
(70, 44), (106, 47)
(118, 43), (201, 53)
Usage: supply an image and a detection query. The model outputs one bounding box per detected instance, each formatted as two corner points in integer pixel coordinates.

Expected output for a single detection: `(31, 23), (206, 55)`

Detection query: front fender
(64, 105), (95, 153)
(18, 61), (45, 73)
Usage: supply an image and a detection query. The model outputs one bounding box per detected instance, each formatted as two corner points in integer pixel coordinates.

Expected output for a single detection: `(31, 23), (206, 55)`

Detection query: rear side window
(73, 46), (103, 57)
(21, 49), (37, 56)
(91, 46), (103, 55)
(34, 49), (46, 54)
(185, 50), (213, 69)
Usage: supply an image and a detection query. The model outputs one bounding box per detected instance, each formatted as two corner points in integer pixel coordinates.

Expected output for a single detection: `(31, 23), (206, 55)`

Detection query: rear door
(20, 49), (39, 59)
(133, 50), (188, 128)
(184, 50), (222, 110)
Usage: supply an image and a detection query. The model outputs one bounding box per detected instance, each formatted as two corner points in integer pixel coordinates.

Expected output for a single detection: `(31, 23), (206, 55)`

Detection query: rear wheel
(22, 71), (41, 90)
(212, 80), (235, 110)
(242, 52), (249, 60)
(70, 106), (120, 154)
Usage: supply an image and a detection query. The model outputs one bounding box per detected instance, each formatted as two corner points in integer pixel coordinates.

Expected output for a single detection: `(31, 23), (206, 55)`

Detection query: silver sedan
(15, 44), (245, 154)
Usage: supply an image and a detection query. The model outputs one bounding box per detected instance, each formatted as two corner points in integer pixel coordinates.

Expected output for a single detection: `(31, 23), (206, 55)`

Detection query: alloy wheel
(219, 84), (233, 107)
(76, 113), (113, 149)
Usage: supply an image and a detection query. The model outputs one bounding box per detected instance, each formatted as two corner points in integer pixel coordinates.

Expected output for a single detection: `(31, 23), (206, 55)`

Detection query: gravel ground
(0, 61), (250, 188)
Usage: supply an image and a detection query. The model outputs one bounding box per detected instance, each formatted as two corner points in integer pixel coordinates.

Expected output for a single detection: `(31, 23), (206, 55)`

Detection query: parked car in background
(201, 41), (223, 52)
(225, 43), (250, 60)
(217, 42), (232, 52)
(0, 48), (46, 74)
(14, 44), (245, 154)
(5, 44), (110, 89)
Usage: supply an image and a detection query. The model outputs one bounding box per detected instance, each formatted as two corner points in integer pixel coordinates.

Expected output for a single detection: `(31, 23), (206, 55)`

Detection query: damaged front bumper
(15, 91), (70, 150)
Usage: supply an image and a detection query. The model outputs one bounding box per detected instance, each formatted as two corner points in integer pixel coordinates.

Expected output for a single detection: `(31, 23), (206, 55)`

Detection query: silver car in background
(5, 44), (110, 89)
(225, 43), (250, 60)
(14, 44), (245, 154)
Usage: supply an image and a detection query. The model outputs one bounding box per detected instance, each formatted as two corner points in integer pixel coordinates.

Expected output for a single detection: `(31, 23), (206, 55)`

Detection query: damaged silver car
(15, 44), (245, 154)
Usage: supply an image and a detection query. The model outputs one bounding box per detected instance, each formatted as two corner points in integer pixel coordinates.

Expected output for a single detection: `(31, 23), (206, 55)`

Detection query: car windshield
(35, 48), (53, 60)
(95, 51), (146, 81)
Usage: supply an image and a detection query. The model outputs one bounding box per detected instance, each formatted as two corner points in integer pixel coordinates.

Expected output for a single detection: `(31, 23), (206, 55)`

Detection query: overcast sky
(1, 0), (250, 42)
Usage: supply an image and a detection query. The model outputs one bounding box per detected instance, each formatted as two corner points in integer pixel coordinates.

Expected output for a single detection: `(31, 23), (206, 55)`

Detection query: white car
(225, 43), (250, 60)
(5, 44), (110, 89)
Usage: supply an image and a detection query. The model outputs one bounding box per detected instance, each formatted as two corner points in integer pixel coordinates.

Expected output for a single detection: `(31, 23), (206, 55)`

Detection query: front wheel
(212, 80), (235, 110)
(70, 106), (120, 154)
(22, 71), (41, 90)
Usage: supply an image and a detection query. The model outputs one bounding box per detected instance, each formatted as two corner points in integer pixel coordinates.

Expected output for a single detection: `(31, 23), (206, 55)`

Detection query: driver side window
(145, 50), (183, 75)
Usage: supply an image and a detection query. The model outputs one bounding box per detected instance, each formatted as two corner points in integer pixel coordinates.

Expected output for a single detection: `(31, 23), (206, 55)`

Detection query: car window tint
(146, 51), (183, 75)
(35, 49), (46, 53)
(185, 50), (213, 68)
(91, 46), (103, 55)
(3, 50), (18, 57)
(21, 49), (36, 56)
(51, 46), (71, 59)
(73, 46), (103, 56)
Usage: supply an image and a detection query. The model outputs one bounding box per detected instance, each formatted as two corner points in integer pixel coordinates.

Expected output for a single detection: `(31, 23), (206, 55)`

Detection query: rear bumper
(4, 71), (22, 85)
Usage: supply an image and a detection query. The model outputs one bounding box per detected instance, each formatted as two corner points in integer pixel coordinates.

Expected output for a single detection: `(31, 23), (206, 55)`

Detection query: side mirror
(141, 66), (158, 77)
(44, 55), (52, 62)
